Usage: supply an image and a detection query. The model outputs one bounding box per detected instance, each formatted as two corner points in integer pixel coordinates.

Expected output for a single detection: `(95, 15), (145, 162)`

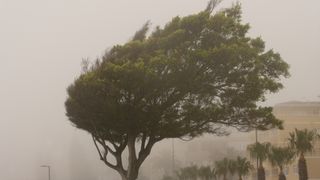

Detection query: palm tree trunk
(257, 161), (266, 180)
(223, 174), (227, 180)
(279, 173), (286, 180)
(239, 175), (243, 180)
(298, 153), (308, 180)
(279, 166), (286, 180)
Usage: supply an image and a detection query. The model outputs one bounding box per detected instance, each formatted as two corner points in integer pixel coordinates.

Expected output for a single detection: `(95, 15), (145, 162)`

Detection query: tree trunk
(279, 166), (286, 180)
(126, 135), (139, 180)
(223, 174), (227, 180)
(257, 162), (266, 180)
(279, 172), (286, 180)
(298, 153), (308, 180)
(121, 176), (137, 180)
(118, 168), (139, 180)
(239, 175), (243, 180)
(118, 167), (139, 180)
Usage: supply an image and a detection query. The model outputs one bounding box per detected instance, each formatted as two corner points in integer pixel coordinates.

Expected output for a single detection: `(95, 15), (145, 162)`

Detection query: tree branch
(92, 134), (104, 160)
(140, 133), (147, 151)
(127, 134), (139, 179)
(95, 136), (116, 155)
(92, 134), (118, 171)
(137, 135), (157, 167)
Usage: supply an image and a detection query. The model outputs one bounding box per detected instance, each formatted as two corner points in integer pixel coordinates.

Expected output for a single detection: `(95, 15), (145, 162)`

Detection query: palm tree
(176, 165), (198, 180)
(235, 156), (253, 180)
(268, 145), (295, 180)
(211, 168), (217, 180)
(289, 128), (319, 180)
(228, 159), (237, 179)
(162, 175), (176, 180)
(187, 165), (199, 180)
(215, 158), (229, 180)
(247, 142), (271, 180)
(176, 168), (188, 180)
(198, 166), (213, 180)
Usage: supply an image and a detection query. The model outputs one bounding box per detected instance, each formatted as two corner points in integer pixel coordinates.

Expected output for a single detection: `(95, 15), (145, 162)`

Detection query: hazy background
(0, 0), (319, 180)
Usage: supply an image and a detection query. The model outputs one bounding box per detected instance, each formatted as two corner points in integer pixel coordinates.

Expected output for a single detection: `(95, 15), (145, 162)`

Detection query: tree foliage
(65, 1), (289, 180)
(247, 142), (271, 180)
(247, 142), (271, 164)
(176, 165), (199, 180)
(214, 157), (252, 180)
(288, 128), (320, 180)
(215, 158), (229, 180)
(289, 128), (319, 155)
(235, 156), (253, 180)
(268, 145), (295, 180)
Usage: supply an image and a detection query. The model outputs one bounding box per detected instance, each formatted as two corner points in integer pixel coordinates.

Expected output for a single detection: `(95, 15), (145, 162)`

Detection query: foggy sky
(0, 0), (319, 180)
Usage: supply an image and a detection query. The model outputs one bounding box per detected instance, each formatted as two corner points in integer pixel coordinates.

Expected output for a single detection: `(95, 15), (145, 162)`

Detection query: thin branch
(140, 133), (147, 151)
(95, 137), (116, 155)
(89, 121), (128, 175)
(102, 151), (118, 170)
(118, 135), (128, 153)
(92, 134), (104, 160)
(92, 134), (118, 170)
(137, 136), (157, 167)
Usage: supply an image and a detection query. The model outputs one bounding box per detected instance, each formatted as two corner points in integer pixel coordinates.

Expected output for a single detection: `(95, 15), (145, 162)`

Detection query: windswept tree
(65, 1), (289, 180)
(289, 128), (319, 180)
(247, 142), (271, 180)
(268, 146), (295, 180)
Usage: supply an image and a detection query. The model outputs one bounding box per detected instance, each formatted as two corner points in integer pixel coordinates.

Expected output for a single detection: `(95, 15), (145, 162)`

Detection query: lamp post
(40, 165), (51, 180)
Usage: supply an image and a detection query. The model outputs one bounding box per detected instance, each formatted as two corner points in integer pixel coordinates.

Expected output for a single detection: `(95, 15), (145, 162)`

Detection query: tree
(162, 175), (176, 180)
(215, 158), (229, 180)
(288, 128), (319, 180)
(211, 168), (217, 180)
(235, 156), (253, 180)
(176, 165), (198, 180)
(64, 1), (289, 180)
(227, 159), (237, 179)
(268, 146), (295, 180)
(198, 166), (213, 180)
(247, 142), (271, 180)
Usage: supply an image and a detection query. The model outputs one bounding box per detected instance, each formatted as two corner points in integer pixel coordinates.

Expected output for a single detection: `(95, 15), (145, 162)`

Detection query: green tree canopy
(289, 128), (319, 155)
(288, 128), (320, 180)
(198, 165), (213, 180)
(268, 146), (295, 180)
(65, 1), (289, 180)
(215, 158), (229, 180)
(247, 142), (271, 162)
(235, 156), (253, 180)
(247, 142), (271, 180)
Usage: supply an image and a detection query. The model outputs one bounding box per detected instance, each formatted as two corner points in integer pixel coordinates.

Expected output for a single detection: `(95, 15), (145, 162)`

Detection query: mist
(0, 0), (319, 180)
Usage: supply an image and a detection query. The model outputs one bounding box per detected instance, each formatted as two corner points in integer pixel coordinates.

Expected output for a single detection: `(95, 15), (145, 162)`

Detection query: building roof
(274, 101), (320, 108)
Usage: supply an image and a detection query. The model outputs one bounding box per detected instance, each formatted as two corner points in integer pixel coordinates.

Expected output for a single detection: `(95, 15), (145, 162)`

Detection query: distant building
(250, 101), (320, 180)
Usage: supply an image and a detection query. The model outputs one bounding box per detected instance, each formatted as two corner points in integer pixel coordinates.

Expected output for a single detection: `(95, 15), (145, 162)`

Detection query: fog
(0, 0), (319, 180)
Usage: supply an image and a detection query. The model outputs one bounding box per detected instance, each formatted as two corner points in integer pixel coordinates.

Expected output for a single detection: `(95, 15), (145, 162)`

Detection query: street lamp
(40, 165), (51, 180)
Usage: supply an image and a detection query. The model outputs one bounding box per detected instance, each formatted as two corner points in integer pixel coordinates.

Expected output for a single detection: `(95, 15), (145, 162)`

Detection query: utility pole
(41, 165), (51, 180)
